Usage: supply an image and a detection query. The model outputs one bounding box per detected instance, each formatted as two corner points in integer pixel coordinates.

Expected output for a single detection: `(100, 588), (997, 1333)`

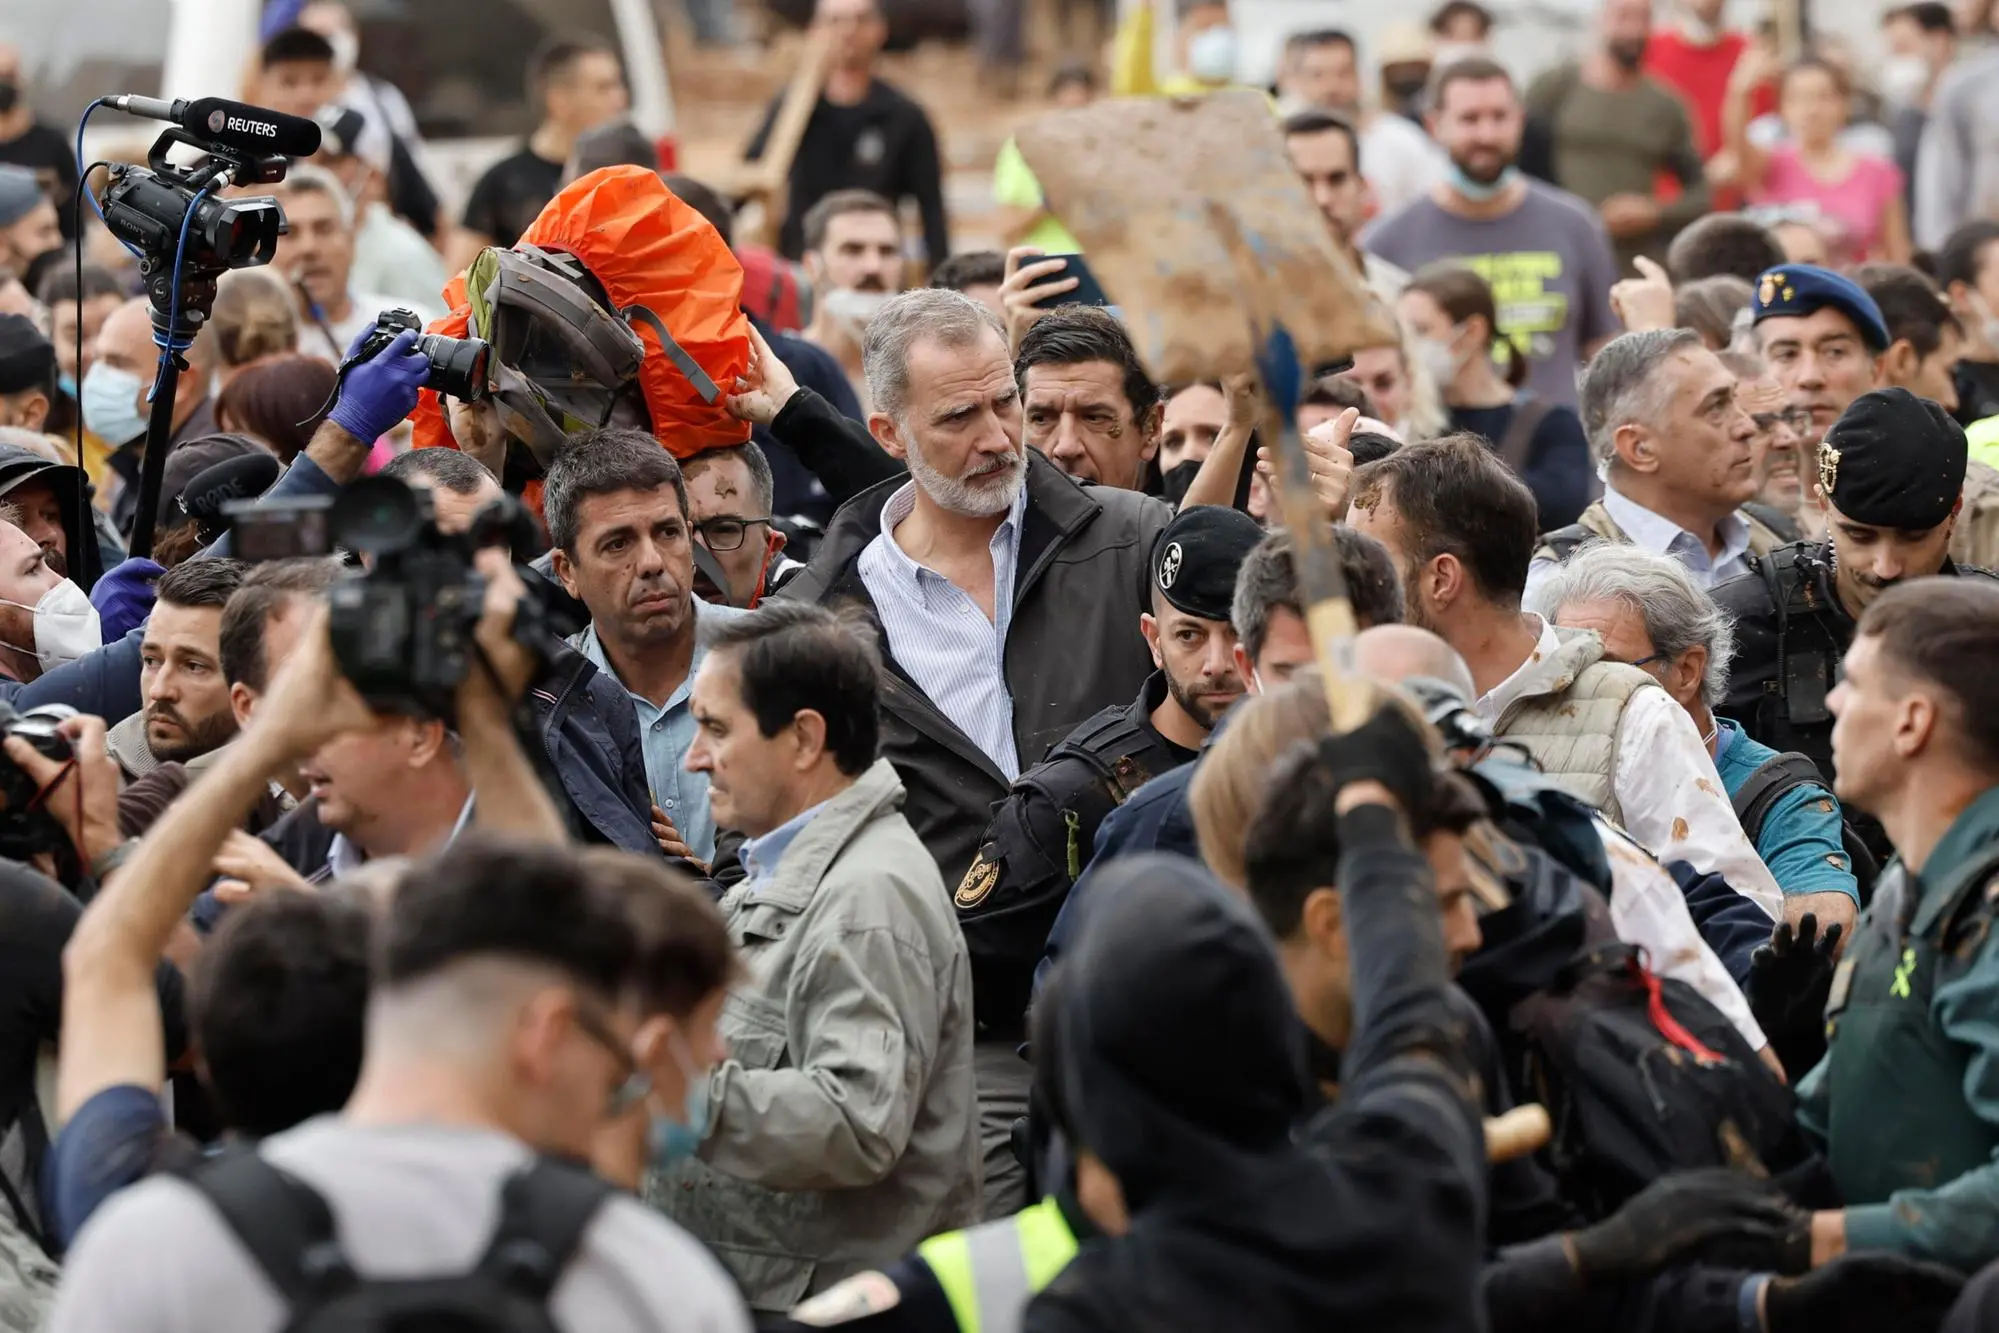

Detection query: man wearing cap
(1716, 387), (1999, 870)
(0, 311), (52, 431)
(952, 502), (1263, 1215)
(1753, 260), (1999, 568)
(0, 164), (57, 279)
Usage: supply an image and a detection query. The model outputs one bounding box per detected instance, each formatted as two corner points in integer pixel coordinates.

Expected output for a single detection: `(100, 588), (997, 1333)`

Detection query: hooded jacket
(0, 444), (108, 592)
(1025, 843), (1486, 1333)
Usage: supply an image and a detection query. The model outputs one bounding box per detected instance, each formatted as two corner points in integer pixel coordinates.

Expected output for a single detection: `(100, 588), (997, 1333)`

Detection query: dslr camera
(0, 703), (78, 859)
(227, 476), (574, 717)
(345, 307), (494, 405)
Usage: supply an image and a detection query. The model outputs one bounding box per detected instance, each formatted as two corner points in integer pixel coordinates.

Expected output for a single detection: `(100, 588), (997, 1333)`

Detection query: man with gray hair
(781, 286), (1169, 1217)
(1523, 328), (1788, 605)
(270, 165), (435, 363)
(1533, 541), (1859, 942)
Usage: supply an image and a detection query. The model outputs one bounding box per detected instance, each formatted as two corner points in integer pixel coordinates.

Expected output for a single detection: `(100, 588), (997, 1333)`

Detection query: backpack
(411, 166), (753, 472)
(181, 1149), (612, 1333)
(1509, 907), (1811, 1221)
(1730, 751), (1880, 905)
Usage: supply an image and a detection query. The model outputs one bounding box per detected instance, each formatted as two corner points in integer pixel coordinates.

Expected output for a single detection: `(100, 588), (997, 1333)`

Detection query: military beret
(1818, 387), (1965, 530)
(1151, 504), (1265, 622)
(0, 315), (54, 396)
(1751, 264), (1892, 352)
(0, 167), (39, 230)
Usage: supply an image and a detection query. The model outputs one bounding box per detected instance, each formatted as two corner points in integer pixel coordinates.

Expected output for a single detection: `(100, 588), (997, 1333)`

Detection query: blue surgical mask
(1187, 26), (1238, 84)
(57, 371), (75, 401)
(1448, 162), (1519, 203)
(80, 363), (147, 445)
(647, 1033), (714, 1166)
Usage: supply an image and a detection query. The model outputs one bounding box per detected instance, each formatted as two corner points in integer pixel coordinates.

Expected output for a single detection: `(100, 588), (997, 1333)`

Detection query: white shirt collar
(873, 478), (1029, 590)
(328, 794), (476, 878)
(1475, 613), (1561, 724)
(1600, 484), (1752, 569)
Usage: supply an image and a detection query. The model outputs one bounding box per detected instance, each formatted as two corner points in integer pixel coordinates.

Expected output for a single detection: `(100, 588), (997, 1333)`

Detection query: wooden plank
(735, 30), (833, 247)
(1014, 89), (1396, 387)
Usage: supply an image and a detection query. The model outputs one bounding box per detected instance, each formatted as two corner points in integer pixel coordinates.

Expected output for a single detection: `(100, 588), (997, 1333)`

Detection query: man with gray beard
(781, 288), (1169, 1216)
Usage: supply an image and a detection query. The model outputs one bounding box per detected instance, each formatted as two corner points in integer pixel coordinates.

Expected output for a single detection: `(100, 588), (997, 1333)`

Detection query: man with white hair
(1534, 542), (1859, 939)
(781, 286), (1169, 1216)
(1525, 328), (1790, 604)
(270, 166), (431, 363)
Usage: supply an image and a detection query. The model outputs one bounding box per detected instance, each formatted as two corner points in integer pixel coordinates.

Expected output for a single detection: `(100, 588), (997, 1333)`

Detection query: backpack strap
(1731, 751), (1827, 848)
(622, 304), (722, 405)
(474, 1158), (613, 1302)
(1497, 394), (1553, 473)
(1534, 524), (1591, 566)
(183, 1149), (358, 1307)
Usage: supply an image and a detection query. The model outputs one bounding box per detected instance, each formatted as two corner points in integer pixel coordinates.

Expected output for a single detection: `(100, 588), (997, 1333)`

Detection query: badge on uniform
(789, 1271), (903, 1326)
(1819, 442), (1841, 501)
(956, 851), (1001, 909)
(1826, 955), (1857, 1017)
(1158, 540), (1184, 589)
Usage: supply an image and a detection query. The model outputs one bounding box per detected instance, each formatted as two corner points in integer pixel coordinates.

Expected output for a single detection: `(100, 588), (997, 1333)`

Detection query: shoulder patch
(789, 1271), (903, 1326)
(956, 853), (1001, 909)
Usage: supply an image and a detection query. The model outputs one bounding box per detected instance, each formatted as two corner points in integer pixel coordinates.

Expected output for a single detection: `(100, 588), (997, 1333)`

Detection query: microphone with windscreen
(179, 454), (283, 546)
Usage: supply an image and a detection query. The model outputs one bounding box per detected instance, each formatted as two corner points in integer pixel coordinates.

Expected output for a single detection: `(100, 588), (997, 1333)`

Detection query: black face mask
(1385, 74), (1430, 103)
(1608, 39), (1648, 71)
(0, 82), (17, 116)
(1158, 458), (1203, 507)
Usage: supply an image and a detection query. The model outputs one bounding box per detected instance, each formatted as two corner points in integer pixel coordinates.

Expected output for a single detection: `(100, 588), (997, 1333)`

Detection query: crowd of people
(4, 0), (1999, 1328)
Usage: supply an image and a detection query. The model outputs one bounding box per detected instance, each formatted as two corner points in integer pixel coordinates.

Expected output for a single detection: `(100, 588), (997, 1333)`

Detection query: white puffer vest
(1491, 625), (1659, 825)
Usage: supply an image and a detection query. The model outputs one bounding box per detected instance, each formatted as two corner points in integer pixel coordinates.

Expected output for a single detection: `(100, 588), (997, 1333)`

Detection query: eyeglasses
(693, 516), (773, 552)
(574, 1001), (651, 1116)
(1623, 651), (1671, 673)
(1751, 408), (1812, 434)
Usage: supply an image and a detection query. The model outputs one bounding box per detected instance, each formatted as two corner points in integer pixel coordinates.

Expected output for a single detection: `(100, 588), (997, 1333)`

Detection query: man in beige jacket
(650, 600), (980, 1313)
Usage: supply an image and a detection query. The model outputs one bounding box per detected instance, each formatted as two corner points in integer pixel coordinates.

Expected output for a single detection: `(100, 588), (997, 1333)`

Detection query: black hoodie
(1025, 841), (1487, 1333)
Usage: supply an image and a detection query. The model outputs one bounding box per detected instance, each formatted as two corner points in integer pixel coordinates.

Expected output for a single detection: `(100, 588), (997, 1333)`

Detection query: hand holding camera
(328, 327), (431, 444)
(1, 712), (124, 869)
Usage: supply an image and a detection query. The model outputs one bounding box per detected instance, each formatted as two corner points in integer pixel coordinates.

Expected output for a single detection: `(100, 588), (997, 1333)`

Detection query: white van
(17, 0), (675, 217)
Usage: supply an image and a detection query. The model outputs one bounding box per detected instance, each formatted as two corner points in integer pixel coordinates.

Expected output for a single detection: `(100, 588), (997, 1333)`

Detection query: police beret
(1151, 504), (1265, 622)
(1751, 264), (1892, 352)
(0, 167), (39, 230)
(0, 315), (54, 396)
(1818, 387), (1965, 530)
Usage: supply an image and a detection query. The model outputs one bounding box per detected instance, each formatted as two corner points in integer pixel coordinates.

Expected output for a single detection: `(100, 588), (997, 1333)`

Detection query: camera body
(0, 703), (78, 859)
(226, 476), (571, 717)
(347, 308), (493, 404)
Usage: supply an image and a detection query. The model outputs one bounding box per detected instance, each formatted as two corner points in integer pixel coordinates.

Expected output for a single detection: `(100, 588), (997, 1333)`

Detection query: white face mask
(1879, 53), (1932, 107)
(1970, 291), (1999, 351)
(821, 287), (891, 332)
(1187, 26), (1239, 84)
(325, 26), (361, 74)
(0, 581), (102, 674)
(1416, 331), (1463, 387)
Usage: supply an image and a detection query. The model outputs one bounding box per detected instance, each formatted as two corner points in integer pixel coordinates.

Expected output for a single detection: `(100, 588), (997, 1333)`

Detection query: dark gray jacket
(780, 453), (1171, 889)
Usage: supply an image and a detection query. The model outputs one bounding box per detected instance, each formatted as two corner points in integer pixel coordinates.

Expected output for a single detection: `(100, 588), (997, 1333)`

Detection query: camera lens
(329, 476), (428, 555)
(418, 333), (493, 404)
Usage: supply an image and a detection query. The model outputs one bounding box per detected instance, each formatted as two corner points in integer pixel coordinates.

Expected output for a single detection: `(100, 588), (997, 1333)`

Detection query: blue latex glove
(90, 557), (164, 643)
(327, 327), (430, 443)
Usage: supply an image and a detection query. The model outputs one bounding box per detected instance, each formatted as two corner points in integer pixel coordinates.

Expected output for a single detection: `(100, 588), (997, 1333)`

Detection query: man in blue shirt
(544, 429), (748, 870)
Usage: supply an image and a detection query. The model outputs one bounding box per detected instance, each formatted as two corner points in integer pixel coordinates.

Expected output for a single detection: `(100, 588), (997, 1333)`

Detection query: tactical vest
(1822, 844), (1999, 1207)
(1495, 659), (1655, 826)
(954, 702), (1183, 1038)
(1737, 544), (1847, 786)
(918, 1195), (1079, 1333)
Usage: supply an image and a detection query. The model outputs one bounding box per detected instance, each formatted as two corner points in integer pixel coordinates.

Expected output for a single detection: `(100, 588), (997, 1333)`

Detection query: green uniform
(1797, 785), (1999, 1271)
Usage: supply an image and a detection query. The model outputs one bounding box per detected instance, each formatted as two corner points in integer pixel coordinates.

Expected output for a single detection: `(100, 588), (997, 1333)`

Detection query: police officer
(1794, 578), (1999, 1279)
(950, 502), (1266, 1201)
(1716, 388), (1999, 870)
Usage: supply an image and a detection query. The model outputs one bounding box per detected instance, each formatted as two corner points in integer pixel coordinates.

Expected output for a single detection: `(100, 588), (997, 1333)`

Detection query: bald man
(1355, 624), (1478, 703)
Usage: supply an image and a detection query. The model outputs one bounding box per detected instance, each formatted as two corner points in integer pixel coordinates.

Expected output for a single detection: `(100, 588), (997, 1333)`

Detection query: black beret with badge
(1817, 387), (1966, 531)
(1150, 503), (1267, 622)
(0, 314), (55, 397)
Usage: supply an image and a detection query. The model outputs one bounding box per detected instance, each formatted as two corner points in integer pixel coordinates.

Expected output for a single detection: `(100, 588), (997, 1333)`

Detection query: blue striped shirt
(856, 481), (1027, 780)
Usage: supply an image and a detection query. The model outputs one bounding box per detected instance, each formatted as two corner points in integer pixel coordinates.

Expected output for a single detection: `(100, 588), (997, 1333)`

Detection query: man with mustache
(1720, 350), (1811, 541)
(781, 288), (1169, 1219)
(800, 190), (905, 413)
(1716, 388), (1999, 870)
(269, 167), (420, 365)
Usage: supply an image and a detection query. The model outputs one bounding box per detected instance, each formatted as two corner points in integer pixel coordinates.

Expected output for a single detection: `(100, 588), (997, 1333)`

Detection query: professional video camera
(92, 94), (322, 558)
(0, 703), (79, 859)
(226, 476), (580, 719)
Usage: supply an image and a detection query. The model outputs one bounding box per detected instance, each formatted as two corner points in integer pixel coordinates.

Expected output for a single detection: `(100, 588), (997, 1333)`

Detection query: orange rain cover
(410, 166), (754, 460)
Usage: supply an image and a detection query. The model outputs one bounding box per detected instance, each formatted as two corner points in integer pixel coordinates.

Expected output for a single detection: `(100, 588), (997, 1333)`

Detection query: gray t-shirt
(1362, 180), (1620, 411)
(47, 1118), (753, 1333)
